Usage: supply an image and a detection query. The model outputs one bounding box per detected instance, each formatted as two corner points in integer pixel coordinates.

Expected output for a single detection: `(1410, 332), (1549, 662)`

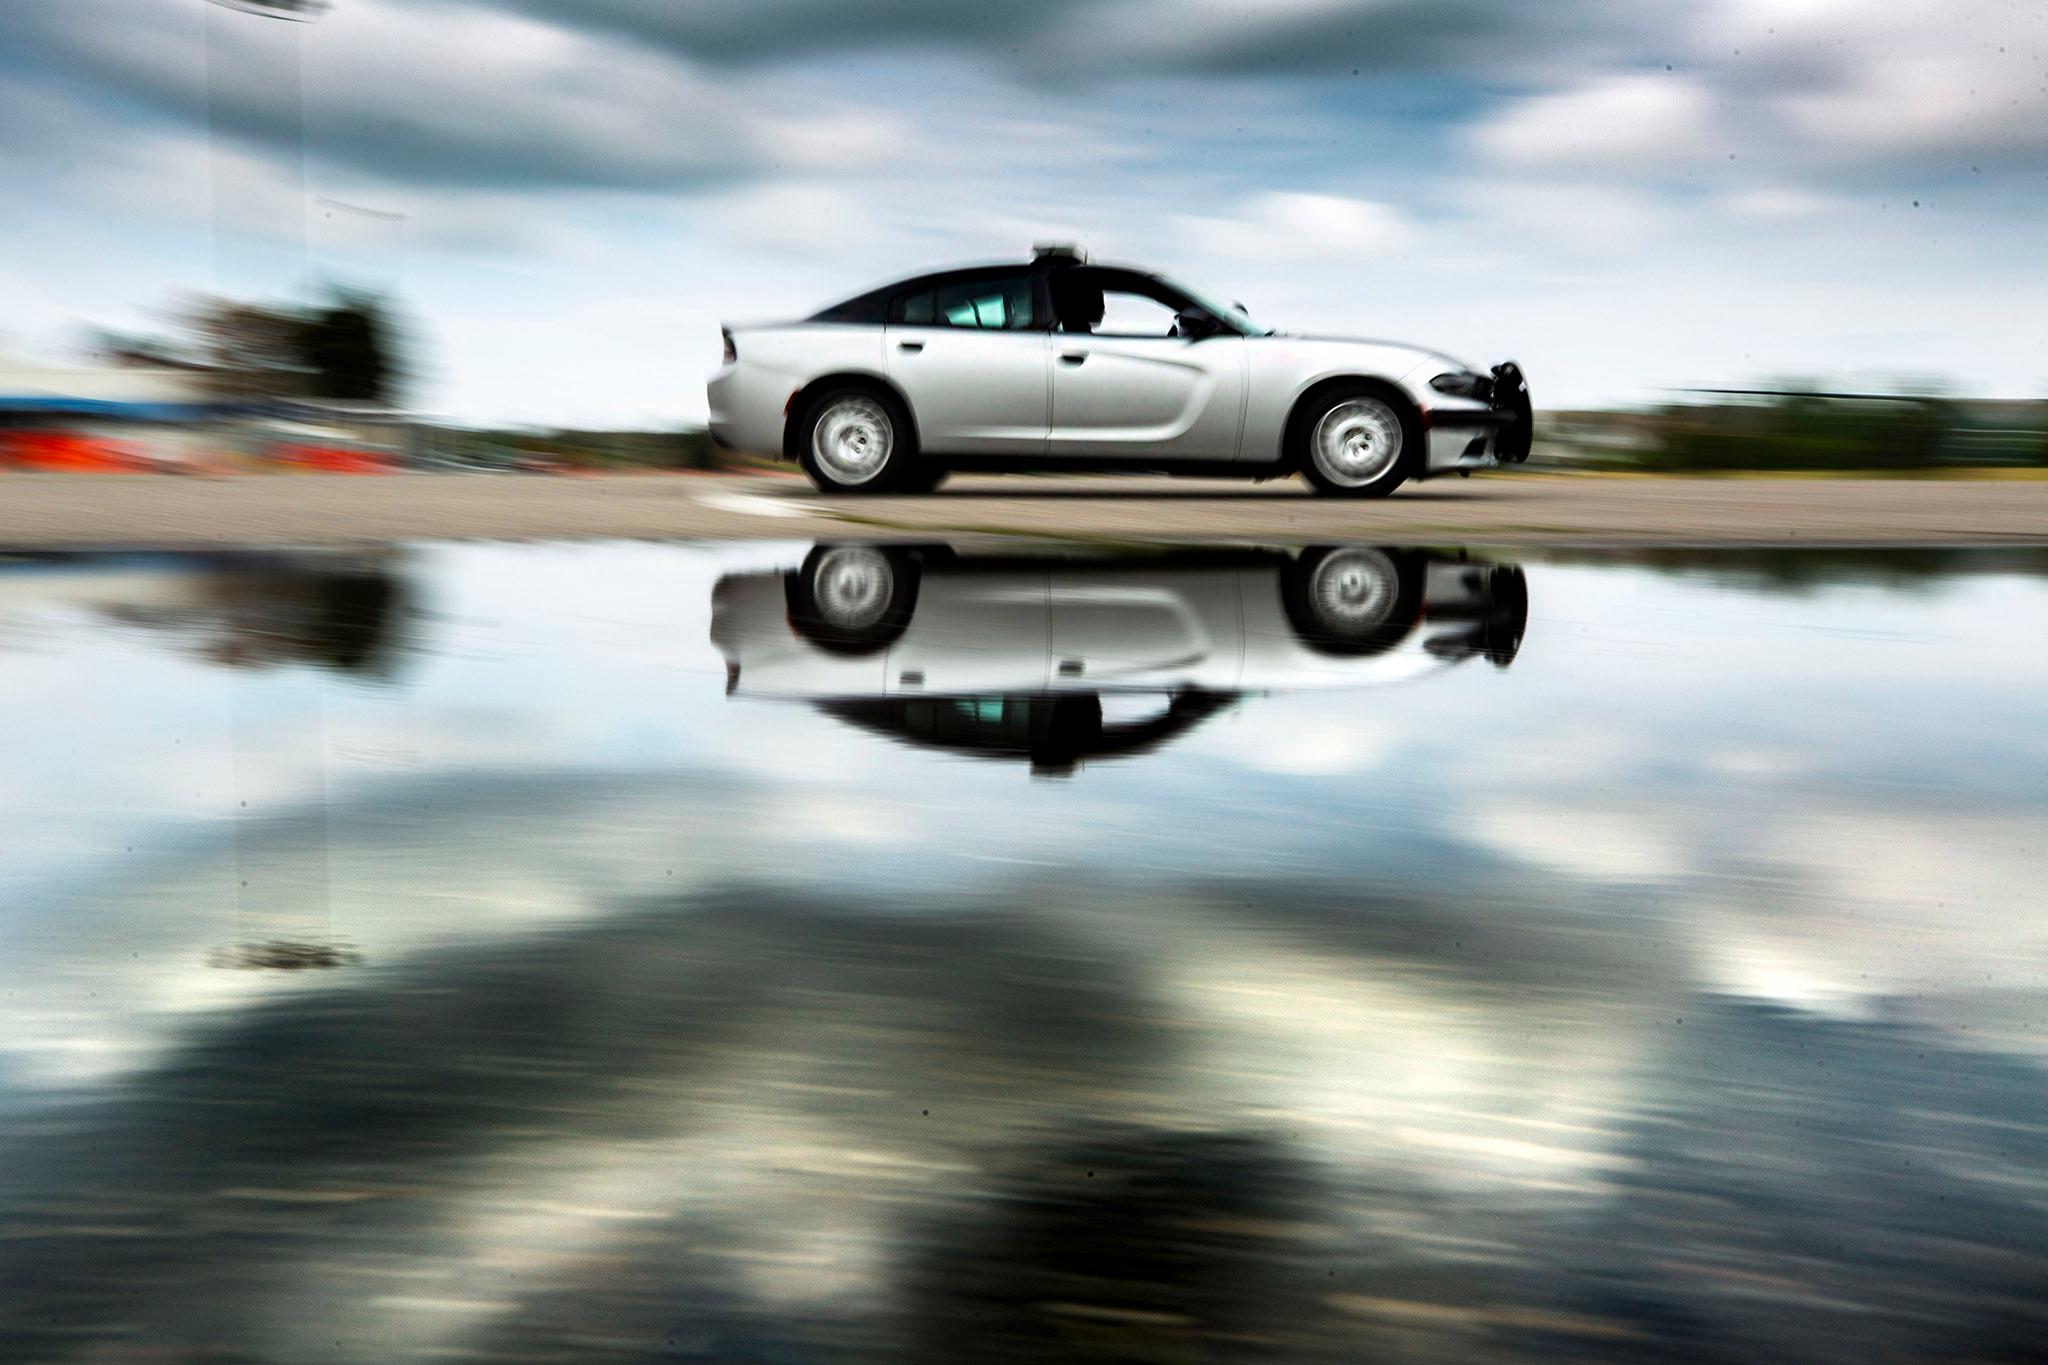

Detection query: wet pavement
(2, 541), (2046, 1362)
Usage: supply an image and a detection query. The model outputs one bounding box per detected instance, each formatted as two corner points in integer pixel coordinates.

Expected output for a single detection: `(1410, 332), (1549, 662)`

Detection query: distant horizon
(15, 320), (2039, 432)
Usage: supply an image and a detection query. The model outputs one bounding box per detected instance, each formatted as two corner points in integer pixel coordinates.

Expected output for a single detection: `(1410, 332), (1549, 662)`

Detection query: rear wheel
(785, 545), (921, 654)
(894, 461), (950, 494)
(1294, 387), (1418, 497)
(797, 386), (915, 493)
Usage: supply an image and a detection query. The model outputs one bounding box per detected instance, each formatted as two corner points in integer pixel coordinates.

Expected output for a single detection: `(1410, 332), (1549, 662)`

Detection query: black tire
(794, 384), (916, 494)
(894, 461), (950, 494)
(784, 545), (921, 655)
(1279, 546), (1424, 656)
(1291, 384), (1421, 498)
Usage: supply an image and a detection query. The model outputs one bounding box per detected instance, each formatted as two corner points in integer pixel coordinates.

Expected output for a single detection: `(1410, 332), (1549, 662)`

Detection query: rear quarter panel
(709, 570), (892, 697)
(733, 323), (889, 384)
(710, 324), (891, 455)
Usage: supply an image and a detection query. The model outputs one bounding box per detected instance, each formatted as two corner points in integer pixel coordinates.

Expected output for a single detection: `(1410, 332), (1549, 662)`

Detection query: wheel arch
(782, 371), (921, 463)
(1278, 373), (1421, 470)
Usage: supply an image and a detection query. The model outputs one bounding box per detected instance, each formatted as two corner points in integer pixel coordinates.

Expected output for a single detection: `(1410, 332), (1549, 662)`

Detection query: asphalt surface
(3, 471), (2045, 546)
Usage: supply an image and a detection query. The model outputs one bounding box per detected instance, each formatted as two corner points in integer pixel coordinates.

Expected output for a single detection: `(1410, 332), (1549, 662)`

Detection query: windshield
(1162, 277), (1269, 336)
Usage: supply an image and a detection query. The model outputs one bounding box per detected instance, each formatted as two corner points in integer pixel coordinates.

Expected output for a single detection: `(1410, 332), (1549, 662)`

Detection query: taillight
(721, 328), (736, 364)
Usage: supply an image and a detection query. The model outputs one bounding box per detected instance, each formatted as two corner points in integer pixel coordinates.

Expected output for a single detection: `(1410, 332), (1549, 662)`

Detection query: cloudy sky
(2, 0), (2045, 423)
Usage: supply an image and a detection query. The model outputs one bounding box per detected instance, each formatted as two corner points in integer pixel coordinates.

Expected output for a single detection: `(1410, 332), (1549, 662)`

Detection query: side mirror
(1175, 310), (1220, 339)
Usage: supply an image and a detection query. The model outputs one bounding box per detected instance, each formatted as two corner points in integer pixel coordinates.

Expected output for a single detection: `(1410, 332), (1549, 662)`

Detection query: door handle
(1059, 351), (1087, 365)
(897, 340), (923, 353)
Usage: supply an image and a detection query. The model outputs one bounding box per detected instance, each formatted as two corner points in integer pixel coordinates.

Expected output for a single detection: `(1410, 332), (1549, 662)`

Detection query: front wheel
(1280, 546), (1423, 655)
(1294, 388), (1418, 497)
(797, 387), (914, 493)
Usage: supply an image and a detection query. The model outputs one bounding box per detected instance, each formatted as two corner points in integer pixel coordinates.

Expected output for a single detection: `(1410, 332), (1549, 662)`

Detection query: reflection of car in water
(710, 543), (1527, 774)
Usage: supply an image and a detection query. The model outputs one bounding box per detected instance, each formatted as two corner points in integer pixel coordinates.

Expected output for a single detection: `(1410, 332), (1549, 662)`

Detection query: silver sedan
(708, 245), (1530, 497)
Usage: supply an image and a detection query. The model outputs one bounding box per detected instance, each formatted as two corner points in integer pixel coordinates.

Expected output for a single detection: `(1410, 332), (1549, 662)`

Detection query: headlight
(1429, 370), (1492, 399)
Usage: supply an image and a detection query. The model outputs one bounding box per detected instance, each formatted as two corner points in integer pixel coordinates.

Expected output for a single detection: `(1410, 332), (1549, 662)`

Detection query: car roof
(805, 257), (1165, 324)
(895, 257), (1148, 285)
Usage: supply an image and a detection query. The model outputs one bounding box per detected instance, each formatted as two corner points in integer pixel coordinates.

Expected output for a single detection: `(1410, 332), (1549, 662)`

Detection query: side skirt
(907, 453), (1296, 480)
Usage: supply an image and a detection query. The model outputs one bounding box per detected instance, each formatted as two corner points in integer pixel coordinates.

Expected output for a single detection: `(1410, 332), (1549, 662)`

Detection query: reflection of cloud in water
(4, 864), (2046, 1359)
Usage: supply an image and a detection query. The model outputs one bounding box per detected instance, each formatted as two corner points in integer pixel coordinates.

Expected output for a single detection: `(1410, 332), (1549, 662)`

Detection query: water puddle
(2, 541), (2044, 1359)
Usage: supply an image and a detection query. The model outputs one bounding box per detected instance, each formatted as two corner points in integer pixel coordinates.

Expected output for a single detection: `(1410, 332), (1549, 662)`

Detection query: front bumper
(1488, 361), (1533, 463)
(1420, 561), (1528, 668)
(1422, 405), (1510, 474)
(1419, 361), (1531, 475)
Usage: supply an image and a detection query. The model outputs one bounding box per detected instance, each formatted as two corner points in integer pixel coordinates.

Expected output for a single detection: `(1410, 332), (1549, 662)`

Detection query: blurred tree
(181, 297), (310, 402)
(160, 289), (406, 406)
(296, 291), (402, 405)
(1655, 385), (1958, 471)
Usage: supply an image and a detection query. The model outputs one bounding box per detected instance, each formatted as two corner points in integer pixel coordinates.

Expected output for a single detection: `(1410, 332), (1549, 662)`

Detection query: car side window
(897, 275), (1035, 330)
(1095, 289), (1181, 337)
(1051, 268), (1200, 338)
(938, 282), (1007, 328)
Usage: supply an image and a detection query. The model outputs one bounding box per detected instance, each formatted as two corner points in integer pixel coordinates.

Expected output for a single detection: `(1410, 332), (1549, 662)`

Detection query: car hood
(1270, 333), (1469, 366)
(1251, 334), (1477, 388)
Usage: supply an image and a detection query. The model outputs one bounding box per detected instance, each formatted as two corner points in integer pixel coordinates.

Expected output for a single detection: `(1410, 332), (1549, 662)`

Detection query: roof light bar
(1030, 242), (1090, 264)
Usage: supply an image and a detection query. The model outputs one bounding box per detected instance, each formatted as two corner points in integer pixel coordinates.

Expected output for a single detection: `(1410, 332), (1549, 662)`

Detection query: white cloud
(1474, 802), (1689, 883)
(1714, 186), (1842, 221)
(1470, 74), (1723, 169)
(1447, 178), (1676, 255)
(1204, 709), (1398, 776)
(1703, 0), (2048, 163)
(0, 0), (910, 193)
(1175, 192), (1411, 263)
(698, 183), (899, 258)
(1774, 52), (2048, 163)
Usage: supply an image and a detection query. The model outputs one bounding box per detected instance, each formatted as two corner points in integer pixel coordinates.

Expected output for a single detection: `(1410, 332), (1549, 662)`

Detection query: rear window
(808, 288), (891, 325)
(895, 273), (1035, 330)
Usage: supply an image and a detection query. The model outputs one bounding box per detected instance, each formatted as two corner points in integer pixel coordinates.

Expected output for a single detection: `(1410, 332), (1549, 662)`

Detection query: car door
(1047, 272), (1246, 459)
(885, 273), (1049, 455)
(885, 565), (1051, 696)
(1046, 562), (1244, 691)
